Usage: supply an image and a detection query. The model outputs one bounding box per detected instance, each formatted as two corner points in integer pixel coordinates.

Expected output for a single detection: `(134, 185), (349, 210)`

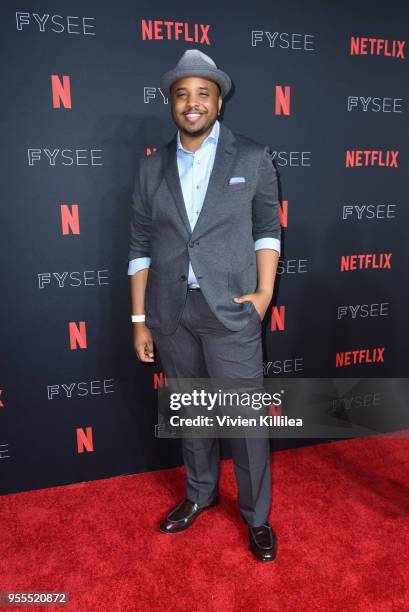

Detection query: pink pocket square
(227, 176), (246, 185)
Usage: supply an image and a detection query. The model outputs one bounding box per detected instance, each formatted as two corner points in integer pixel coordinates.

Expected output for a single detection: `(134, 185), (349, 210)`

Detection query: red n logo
(275, 85), (290, 115)
(77, 427), (94, 452)
(51, 75), (72, 109)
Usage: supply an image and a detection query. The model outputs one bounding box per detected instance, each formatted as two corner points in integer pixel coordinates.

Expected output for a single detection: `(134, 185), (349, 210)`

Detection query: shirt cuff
(128, 257), (151, 275)
(254, 237), (281, 256)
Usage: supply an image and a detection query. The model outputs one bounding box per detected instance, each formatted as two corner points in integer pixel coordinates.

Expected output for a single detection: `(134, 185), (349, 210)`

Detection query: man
(128, 49), (281, 562)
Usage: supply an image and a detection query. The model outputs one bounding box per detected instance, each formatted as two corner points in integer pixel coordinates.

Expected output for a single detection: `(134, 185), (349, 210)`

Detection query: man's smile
(183, 111), (205, 124)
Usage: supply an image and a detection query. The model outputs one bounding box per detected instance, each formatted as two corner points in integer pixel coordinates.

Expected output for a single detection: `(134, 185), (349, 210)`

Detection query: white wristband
(131, 314), (146, 323)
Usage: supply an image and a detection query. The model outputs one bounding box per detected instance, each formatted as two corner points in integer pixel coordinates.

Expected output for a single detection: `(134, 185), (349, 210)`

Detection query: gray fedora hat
(160, 49), (232, 98)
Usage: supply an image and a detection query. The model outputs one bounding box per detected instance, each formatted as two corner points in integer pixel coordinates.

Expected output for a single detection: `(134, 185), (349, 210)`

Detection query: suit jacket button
(188, 242), (194, 248)
(180, 274), (187, 281)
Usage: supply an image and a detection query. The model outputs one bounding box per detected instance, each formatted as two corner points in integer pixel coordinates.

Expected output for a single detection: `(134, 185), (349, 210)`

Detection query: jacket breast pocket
(223, 182), (249, 193)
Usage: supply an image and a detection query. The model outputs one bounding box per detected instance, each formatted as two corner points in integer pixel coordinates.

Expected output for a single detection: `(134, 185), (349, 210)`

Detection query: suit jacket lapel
(164, 121), (237, 239)
(164, 133), (191, 235)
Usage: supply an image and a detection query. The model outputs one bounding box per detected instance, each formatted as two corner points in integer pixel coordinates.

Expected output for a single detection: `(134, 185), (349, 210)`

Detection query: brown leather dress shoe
(248, 521), (277, 562)
(159, 497), (218, 534)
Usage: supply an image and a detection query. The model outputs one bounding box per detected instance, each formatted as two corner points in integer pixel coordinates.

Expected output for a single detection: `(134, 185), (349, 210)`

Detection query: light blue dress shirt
(128, 119), (281, 282)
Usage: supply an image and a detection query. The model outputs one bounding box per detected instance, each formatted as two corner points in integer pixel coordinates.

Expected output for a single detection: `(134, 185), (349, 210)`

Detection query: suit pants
(150, 287), (271, 528)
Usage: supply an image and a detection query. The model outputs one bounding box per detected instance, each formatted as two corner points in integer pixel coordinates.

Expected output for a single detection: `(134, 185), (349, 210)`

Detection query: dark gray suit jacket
(128, 121), (281, 335)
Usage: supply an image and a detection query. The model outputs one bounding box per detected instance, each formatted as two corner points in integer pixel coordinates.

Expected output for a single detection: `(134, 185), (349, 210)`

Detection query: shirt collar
(176, 119), (220, 153)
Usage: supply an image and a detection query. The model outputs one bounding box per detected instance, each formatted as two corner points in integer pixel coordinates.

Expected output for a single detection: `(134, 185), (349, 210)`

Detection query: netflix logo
(336, 347), (385, 368)
(350, 37), (405, 59)
(270, 306), (285, 332)
(153, 372), (168, 389)
(345, 150), (399, 168)
(340, 253), (392, 271)
(141, 19), (210, 44)
(77, 427), (94, 453)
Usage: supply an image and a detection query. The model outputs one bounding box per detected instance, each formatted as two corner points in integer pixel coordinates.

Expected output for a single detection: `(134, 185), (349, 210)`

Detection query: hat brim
(160, 67), (231, 98)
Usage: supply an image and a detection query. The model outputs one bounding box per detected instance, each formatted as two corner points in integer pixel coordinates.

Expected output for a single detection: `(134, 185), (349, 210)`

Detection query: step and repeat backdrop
(1, 1), (408, 494)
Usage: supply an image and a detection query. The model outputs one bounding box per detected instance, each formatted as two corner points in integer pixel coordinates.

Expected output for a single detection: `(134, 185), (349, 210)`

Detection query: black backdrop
(1, 1), (408, 495)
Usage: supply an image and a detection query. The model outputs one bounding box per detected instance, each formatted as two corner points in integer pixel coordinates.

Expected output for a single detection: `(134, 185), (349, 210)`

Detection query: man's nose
(185, 94), (202, 106)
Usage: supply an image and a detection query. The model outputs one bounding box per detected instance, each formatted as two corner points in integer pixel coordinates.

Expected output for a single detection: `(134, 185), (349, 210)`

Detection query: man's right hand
(133, 323), (155, 362)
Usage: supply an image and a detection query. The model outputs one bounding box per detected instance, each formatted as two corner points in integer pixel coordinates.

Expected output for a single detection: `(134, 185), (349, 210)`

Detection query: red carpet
(1, 433), (409, 611)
